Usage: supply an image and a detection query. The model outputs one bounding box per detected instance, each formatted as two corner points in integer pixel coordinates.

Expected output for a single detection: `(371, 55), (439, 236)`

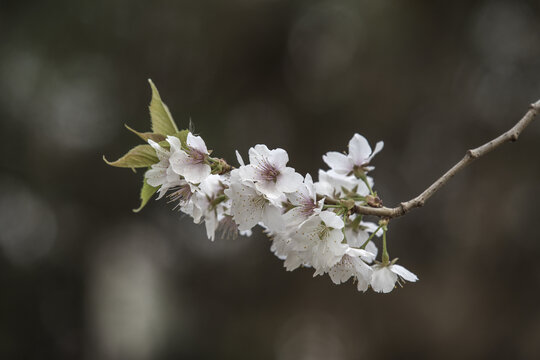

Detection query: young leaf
(103, 144), (159, 168)
(124, 124), (166, 142)
(133, 177), (158, 213)
(148, 79), (179, 135)
(175, 129), (189, 147)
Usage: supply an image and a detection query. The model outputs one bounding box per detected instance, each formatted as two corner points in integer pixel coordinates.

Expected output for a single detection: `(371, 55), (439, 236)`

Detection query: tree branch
(351, 99), (540, 219)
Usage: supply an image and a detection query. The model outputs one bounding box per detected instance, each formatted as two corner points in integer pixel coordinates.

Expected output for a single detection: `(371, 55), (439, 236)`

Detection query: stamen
(257, 158), (280, 182)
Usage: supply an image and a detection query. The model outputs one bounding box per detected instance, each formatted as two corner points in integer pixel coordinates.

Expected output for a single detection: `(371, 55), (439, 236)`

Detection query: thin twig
(348, 99), (540, 219)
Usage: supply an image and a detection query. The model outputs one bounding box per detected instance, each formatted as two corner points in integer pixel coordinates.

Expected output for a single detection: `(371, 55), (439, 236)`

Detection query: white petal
(365, 241), (378, 260)
(248, 144), (271, 166)
(269, 148), (289, 169)
(148, 139), (169, 161)
(199, 174), (222, 196)
(322, 151), (352, 174)
(348, 133), (372, 165)
(354, 259), (373, 292)
(276, 168), (303, 193)
(224, 183), (265, 231)
(262, 205), (284, 232)
(370, 266), (397, 293)
(255, 180), (283, 200)
(368, 141), (384, 161)
(182, 163), (211, 183)
(166, 135), (182, 152)
(145, 163), (167, 188)
(319, 211), (344, 229)
(238, 165), (258, 182)
(345, 228), (369, 248)
(391, 264), (418, 282)
(204, 213), (219, 241)
(345, 247), (375, 263)
(186, 133), (208, 154)
(235, 150), (245, 166)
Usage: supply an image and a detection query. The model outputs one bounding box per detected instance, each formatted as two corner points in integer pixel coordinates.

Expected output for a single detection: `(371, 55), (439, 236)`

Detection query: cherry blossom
(323, 133), (383, 176)
(145, 136), (183, 199)
(170, 132), (211, 183)
(224, 170), (284, 232)
(370, 262), (418, 293)
(238, 145), (303, 202)
(328, 247), (375, 292)
(291, 211), (347, 275)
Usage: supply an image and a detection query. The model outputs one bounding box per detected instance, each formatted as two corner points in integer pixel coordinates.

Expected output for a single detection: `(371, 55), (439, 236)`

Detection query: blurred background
(1, 0), (540, 359)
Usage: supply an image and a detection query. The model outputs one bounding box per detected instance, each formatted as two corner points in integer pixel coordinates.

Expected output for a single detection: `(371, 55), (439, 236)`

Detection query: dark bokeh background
(1, 0), (540, 359)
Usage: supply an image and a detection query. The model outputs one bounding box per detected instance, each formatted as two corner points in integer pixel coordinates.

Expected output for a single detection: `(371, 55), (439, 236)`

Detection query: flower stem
(381, 226), (390, 264)
(360, 175), (375, 196)
(360, 224), (382, 250)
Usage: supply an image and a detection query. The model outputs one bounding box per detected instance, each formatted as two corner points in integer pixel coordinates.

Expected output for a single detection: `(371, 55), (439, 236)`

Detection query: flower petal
(319, 211), (344, 229)
(269, 148), (289, 168)
(370, 266), (397, 293)
(166, 135), (182, 153)
(322, 151), (352, 174)
(235, 150), (245, 166)
(276, 168), (303, 193)
(262, 204), (284, 232)
(368, 141), (384, 162)
(348, 133), (372, 165)
(182, 163), (211, 183)
(186, 133), (208, 154)
(391, 264), (418, 282)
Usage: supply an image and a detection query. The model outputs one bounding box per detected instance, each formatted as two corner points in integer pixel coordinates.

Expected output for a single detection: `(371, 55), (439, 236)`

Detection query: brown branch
(349, 99), (540, 219)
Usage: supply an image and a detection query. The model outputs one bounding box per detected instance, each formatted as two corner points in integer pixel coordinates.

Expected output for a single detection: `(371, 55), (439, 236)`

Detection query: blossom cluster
(145, 131), (417, 293)
(104, 80), (418, 293)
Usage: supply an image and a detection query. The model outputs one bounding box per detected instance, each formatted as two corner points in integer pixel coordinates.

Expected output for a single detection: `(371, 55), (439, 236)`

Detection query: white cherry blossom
(328, 247), (375, 291)
(224, 170), (284, 232)
(238, 145), (303, 202)
(190, 174), (227, 241)
(323, 133), (383, 175)
(284, 173), (323, 226)
(170, 132), (211, 183)
(370, 262), (418, 293)
(291, 211), (347, 274)
(146, 136), (183, 199)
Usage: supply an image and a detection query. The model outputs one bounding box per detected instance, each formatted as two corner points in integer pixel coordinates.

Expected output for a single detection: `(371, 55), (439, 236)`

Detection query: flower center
(168, 184), (193, 207)
(257, 158), (280, 182)
(253, 194), (267, 209)
(317, 224), (330, 240)
(300, 196), (317, 217)
(187, 147), (206, 164)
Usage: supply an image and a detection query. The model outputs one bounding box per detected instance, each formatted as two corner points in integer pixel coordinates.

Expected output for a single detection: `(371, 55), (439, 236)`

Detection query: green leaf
(133, 177), (158, 213)
(148, 79), (179, 135)
(103, 144), (159, 168)
(124, 124), (166, 142)
(175, 129), (189, 147)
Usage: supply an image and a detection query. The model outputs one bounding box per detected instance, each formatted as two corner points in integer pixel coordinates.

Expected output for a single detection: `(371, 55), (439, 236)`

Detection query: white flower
(291, 211), (347, 274)
(167, 179), (197, 215)
(323, 133), (383, 175)
(145, 136), (183, 199)
(315, 169), (372, 199)
(224, 170), (284, 232)
(190, 174), (226, 241)
(238, 145), (303, 202)
(328, 247), (375, 292)
(284, 173), (323, 226)
(370, 262), (418, 293)
(170, 132), (211, 183)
